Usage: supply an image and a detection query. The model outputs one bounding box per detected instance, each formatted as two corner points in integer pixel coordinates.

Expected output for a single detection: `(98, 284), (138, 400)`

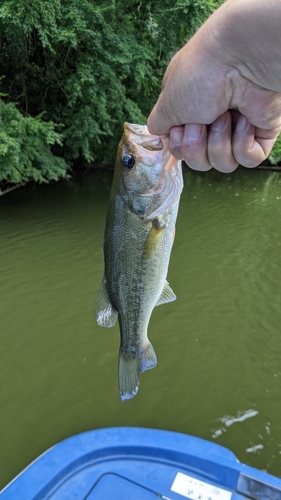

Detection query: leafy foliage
(0, 100), (67, 184)
(0, 0), (223, 186)
(269, 135), (281, 165)
(4, 0), (280, 187)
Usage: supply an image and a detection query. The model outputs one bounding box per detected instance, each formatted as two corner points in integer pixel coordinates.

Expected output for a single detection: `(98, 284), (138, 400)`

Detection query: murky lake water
(1, 166), (281, 489)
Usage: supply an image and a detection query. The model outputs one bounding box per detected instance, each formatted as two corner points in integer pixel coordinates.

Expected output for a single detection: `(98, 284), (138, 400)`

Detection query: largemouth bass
(96, 123), (183, 401)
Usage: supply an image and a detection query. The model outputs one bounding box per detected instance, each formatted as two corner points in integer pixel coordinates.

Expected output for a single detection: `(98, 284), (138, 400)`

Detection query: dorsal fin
(96, 276), (118, 327)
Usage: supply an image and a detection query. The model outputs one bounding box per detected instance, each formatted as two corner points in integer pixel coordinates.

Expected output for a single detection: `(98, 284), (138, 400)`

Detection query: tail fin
(118, 342), (157, 401)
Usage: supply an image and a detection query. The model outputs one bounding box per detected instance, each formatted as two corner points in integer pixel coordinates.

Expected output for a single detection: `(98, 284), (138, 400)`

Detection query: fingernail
(170, 126), (184, 147)
(185, 123), (202, 140)
(211, 114), (227, 131)
(236, 116), (248, 132)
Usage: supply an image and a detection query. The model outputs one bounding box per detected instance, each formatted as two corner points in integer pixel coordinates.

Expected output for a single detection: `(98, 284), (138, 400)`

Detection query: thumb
(147, 56), (179, 135)
(147, 92), (173, 135)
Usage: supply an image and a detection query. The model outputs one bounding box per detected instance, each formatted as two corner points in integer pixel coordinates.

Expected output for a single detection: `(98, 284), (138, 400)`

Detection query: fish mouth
(124, 122), (165, 151)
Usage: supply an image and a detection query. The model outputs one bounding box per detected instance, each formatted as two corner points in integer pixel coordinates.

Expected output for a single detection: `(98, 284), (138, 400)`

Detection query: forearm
(208, 0), (281, 92)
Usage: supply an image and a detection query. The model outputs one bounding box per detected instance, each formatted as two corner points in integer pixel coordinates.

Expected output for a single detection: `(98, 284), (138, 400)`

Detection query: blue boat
(2, 427), (281, 499)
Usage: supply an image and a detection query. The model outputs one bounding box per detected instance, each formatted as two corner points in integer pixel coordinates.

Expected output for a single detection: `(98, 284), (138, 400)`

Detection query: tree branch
(0, 182), (27, 196)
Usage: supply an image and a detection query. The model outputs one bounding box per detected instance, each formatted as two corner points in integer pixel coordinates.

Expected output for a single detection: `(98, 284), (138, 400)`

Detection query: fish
(96, 122), (183, 401)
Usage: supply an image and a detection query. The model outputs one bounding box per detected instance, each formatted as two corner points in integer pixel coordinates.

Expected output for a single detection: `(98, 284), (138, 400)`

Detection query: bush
(269, 135), (281, 165)
(0, 0), (221, 186)
(0, 100), (67, 184)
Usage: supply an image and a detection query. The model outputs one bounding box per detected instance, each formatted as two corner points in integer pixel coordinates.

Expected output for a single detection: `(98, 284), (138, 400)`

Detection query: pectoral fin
(156, 280), (176, 306)
(96, 276), (118, 327)
(144, 218), (165, 258)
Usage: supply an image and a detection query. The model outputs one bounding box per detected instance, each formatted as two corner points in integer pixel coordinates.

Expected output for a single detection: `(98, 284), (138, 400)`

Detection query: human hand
(147, 0), (281, 172)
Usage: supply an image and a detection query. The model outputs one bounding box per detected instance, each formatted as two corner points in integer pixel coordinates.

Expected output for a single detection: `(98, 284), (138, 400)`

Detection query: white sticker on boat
(171, 472), (232, 500)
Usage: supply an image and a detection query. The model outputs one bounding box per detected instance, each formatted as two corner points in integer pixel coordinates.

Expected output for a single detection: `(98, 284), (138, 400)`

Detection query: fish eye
(122, 154), (135, 170)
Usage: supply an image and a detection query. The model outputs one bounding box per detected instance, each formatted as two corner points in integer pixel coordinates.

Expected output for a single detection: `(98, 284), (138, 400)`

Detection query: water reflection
(1, 167), (281, 488)
(211, 409), (259, 438)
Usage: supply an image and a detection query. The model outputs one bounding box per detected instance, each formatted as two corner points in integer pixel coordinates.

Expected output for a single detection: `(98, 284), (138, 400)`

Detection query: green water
(1, 166), (281, 489)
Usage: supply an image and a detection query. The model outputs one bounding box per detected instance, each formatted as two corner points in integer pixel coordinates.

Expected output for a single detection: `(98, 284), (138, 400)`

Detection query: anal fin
(156, 280), (176, 306)
(140, 342), (157, 372)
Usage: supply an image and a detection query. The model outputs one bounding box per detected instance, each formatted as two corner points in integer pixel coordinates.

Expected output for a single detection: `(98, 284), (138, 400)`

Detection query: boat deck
(2, 427), (281, 499)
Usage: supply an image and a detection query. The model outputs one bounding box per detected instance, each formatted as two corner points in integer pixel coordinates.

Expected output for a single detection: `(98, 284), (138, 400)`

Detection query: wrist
(210, 0), (281, 92)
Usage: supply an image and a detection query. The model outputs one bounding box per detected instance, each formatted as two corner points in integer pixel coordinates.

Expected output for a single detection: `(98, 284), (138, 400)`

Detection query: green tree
(4, 0), (279, 191)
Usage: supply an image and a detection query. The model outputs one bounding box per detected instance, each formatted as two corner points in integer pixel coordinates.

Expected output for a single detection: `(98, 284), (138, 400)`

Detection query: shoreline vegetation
(1, 162), (281, 198)
(0, 0), (280, 196)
